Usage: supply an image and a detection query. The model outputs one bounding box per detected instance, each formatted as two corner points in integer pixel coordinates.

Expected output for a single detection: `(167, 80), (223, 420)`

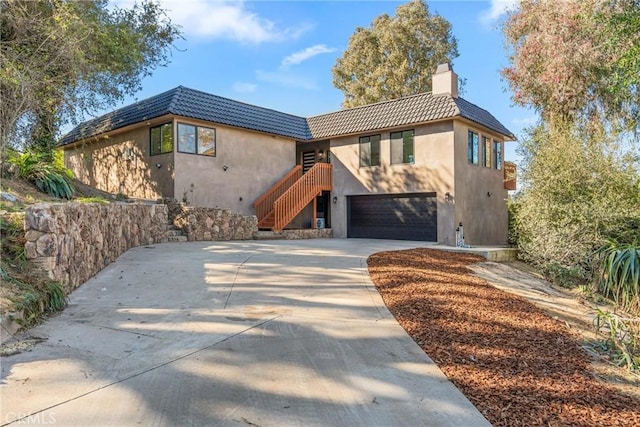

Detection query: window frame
(493, 139), (503, 170)
(359, 134), (381, 167)
(150, 122), (174, 156)
(468, 130), (479, 165)
(390, 129), (415, 165)
(177, 122), (217, 157)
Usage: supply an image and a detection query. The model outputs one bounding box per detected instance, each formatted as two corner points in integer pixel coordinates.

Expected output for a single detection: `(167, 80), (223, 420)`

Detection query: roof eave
(454, 116), (516, 141)
(59, 113), (176, 149)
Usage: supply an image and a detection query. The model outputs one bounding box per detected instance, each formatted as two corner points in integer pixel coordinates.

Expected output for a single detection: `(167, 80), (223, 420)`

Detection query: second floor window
(390, 130), (414, 164)
(468, 130), (479, 165)
(150, 123), (173, 156)
(359, 134), (381, 167)
(494, 140), (503, 170)
(482, 136), (491, 168)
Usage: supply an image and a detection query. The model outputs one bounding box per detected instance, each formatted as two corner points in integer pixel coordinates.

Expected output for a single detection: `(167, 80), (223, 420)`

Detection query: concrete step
(165, 229), (185, 237)
(167, 235), (188, 243)
(253, 230), (286, 240)
(166, 224), (181, 231)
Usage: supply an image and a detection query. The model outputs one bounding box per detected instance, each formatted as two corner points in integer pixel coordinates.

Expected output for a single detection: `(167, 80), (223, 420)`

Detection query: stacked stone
(24, 203), (168, 291)
(173, 206), (257, 241)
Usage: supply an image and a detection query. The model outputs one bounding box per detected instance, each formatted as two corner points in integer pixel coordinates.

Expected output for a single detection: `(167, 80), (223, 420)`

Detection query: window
(390, 130), (414, 164)
(468, 130), (479, 165)
(482, 136), (491, 168)
(150, 123), (173, 155)
(177, 122), (216, 156)
(493, 140), (502, 170)
(359, 134), (381, 167)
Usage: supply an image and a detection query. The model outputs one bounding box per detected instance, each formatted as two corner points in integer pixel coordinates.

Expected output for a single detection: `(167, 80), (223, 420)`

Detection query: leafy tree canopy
(0, 0), (181, 161)
(332, 0), (459, 108)
(502, 0), (640, 131)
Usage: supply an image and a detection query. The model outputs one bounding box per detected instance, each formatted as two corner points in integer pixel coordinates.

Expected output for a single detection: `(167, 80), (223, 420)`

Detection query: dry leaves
(368, 248), (639, 427)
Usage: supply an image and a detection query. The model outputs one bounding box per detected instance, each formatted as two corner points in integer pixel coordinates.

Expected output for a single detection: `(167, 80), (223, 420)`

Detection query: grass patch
(1, 212), (67, 329)
(76, 196), (110, 204)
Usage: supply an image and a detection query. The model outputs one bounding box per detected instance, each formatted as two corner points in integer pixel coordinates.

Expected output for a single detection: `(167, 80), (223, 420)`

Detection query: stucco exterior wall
(64, 123), (175, 200)
(453, 120), (509, 245)
(329, 121), (456, 243)
(173, 118), (296, 216)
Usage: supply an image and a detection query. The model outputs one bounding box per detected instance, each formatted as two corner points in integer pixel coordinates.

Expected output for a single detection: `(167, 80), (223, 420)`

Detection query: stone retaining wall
(173, 206), (257, 241)
(282, 228), (333, 239)
(24, 203), (168, 291)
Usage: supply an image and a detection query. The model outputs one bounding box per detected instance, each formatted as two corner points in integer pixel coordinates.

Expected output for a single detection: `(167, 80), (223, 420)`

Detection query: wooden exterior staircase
(253, 163), (332, 232)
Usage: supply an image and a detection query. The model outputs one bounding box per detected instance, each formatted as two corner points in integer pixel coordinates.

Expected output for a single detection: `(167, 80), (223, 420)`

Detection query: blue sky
(109, 0), (537, 163)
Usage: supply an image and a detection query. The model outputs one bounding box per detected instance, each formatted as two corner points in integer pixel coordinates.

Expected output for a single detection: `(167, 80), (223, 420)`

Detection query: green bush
(510, 124), (640, 289)
(8, 150), (74, 199)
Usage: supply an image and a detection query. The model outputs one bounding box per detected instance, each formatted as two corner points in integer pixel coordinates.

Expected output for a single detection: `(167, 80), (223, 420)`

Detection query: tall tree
(503, 0), (640, 287)
(0, 0), (181, 164)
(502, 0), (640, 131)
(332, 0), (459, 108)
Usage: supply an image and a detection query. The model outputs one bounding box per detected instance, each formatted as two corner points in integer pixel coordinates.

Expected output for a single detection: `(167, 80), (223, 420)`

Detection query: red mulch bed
(368, 248), (640, 427)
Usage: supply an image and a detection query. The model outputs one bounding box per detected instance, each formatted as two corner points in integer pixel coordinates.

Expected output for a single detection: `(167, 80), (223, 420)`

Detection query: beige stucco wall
(173, 118), (296, 216)
(64, 122), (174, 200)
(329, 121), (456, 243)
(453, 120), (509, 245)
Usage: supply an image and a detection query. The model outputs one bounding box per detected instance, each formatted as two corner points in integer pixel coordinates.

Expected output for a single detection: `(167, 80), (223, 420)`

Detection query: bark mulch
(367, 248), (640, 427)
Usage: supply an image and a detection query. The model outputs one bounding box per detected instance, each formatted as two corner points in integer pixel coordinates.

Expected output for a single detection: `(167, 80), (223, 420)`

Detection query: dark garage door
(347, 193), (437, 241)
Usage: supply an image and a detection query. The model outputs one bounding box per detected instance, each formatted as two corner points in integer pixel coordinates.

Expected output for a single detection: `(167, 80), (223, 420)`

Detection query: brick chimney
(432, 63), (458, 98)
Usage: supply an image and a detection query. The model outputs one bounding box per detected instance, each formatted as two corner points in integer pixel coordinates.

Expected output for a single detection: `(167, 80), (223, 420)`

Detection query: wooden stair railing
(253, 165), (302, 228)
(273, 163), (332, 232)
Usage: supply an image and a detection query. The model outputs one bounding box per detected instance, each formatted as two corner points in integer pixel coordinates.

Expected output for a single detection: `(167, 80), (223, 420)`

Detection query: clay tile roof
(306, 92), (515, 140)
(59, 86), (311, 145)
(60, 87), (514, 145)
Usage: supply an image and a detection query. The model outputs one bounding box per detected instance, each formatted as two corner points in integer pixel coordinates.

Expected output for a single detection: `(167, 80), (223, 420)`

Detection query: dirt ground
(368, 248), (640, 427)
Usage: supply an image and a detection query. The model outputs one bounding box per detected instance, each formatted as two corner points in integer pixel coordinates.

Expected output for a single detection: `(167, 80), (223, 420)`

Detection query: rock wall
(282, 228), (333, 240)
(173, 206), (257, 241)
(24, 203), (168, 291)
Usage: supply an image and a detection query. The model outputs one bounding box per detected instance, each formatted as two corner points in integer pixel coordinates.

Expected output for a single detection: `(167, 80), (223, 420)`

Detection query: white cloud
(479, 0), (518, 27)
(111, 0), (310, 44)
(280, 44), (337, 69)
(232, 82), (258, 93)
(256, 70), (318, 90)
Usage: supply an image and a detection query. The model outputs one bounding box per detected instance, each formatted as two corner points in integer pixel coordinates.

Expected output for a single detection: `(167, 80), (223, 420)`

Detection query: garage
(347, 192), (437, 241)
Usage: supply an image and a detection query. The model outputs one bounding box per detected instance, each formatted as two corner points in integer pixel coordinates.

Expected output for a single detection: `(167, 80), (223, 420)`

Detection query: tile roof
(60, 86), (311, 145)
(306, 92), (515, 140)
(60, 87), (514, 145)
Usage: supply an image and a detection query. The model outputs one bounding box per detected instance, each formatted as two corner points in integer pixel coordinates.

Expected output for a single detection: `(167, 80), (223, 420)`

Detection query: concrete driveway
(1, 239), (490, 426)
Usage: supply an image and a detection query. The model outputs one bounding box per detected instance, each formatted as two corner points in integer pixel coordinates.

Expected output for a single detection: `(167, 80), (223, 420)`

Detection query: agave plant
(596, 240), (640, 314)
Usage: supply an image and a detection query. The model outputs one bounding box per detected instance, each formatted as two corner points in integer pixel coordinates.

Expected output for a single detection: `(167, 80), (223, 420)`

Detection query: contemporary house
(60, 64), (515, 245)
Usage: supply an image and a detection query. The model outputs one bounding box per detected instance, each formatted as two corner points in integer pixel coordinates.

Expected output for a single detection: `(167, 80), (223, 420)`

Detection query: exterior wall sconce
(332, 196), (337, 204)
(487, 192), (492, 197)
(155, 163), (162, 168)
(318, 149), (325, 160)
(223, 165), (229, 171)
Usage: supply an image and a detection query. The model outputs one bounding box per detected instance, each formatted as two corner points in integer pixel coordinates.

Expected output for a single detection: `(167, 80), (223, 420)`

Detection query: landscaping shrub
(8, 150), (74, 199)
(594, 309), (640, 372)
(596, 240), (640, 314)
(510, 124), (640, 289)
